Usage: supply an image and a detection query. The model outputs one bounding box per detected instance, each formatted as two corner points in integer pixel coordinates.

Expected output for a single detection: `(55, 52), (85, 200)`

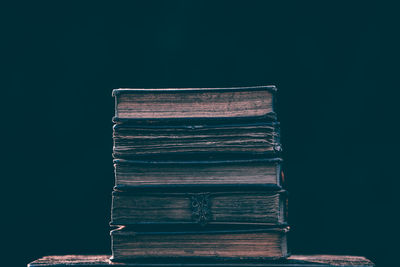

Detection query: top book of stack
(112, 86), (277, 123)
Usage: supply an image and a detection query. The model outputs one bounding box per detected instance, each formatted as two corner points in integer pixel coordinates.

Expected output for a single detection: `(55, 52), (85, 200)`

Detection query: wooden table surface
(28, 255), (374, 267)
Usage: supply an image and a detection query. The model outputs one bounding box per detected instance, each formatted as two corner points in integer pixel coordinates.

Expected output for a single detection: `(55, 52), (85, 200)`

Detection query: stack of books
(110, 86), (289, 262)
(27, 85), (376, 267)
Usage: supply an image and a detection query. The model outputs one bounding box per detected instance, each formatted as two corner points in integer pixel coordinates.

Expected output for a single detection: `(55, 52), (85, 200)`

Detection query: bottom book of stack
(111, 226), (289, 261)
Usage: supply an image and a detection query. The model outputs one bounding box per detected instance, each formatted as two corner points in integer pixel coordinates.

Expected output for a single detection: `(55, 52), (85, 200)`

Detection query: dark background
(3, 1), (399, 267)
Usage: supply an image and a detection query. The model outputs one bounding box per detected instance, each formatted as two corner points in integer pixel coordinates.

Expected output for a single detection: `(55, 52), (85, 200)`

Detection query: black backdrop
(3, 1), (399, 267)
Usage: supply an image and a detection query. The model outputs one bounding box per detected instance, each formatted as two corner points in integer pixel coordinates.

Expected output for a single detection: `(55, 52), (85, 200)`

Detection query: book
(110, 226), (289, 261)
(113, 122), (281, 159)
(112, 86), (277, 121)
(111, 190), (287, 226)
(28, 254), (375, 266)
(113, 158), (283, 189)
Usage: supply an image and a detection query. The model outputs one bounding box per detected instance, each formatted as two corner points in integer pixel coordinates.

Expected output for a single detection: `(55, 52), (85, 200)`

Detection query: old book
(28, 254), (375, 266)
(112, 86), (277, 121)
(113, 158), (283, 189)
(113, 122), (281, 159)
(28, 255), (375, 266)
(111, 190), (287, 226)
(110, 226), (289, 261)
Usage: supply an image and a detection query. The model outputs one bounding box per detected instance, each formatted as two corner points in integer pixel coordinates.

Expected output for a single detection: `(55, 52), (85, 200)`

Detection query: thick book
(113, 158), (283, 189)
(28, 255), (375, 266)
(113, 122), (281, 159)
(110, 226), (289, 261)
(111, 190), (287, 226)
(112, 86), (277, 121)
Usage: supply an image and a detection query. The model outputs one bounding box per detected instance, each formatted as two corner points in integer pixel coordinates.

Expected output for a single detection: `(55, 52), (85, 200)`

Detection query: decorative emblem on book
(190, 193), (212, 225)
